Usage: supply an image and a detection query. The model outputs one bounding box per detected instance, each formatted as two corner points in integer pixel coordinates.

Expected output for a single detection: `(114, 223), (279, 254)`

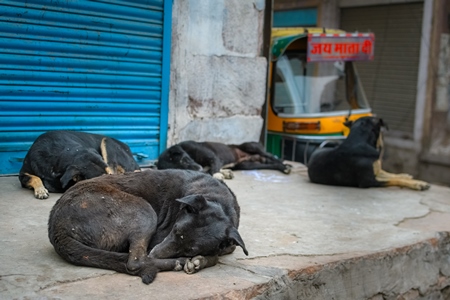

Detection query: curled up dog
(48, 169), (247, 284)
(19, 130), (140, 199)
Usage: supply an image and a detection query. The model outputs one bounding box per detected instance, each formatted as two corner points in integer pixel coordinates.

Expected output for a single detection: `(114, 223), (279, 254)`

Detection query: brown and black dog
(48, 169), (247, 284)
(156, 141), (291, 180)
(307, 116), (430, 191)
(19, 131), (140, 199)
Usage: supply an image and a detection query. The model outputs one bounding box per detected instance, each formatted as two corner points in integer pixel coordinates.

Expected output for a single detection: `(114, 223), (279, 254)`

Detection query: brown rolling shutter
(340, 3), (423, 136)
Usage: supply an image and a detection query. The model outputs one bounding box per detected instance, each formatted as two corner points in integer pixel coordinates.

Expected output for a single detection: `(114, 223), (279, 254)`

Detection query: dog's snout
(192, 165), (203, 171)
(180, 156), (190, 164)
(181, 156), (202, 171)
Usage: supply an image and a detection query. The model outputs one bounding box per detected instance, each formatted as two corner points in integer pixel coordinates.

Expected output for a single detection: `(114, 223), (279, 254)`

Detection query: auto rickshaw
(266, 27), (375, 164)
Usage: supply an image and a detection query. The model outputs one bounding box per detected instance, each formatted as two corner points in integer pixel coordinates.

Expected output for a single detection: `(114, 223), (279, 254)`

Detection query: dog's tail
(100, 137), (114, 174)
(49, 235), (157, 284)
(100, 137), (141, 174)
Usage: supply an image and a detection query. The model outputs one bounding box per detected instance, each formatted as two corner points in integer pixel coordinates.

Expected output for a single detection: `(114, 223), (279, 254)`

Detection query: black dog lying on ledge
(156, 140), (291, 180)
(19, 130), (140, 199)
(48, 169), (248, 284)
(307, 116), (430, 191)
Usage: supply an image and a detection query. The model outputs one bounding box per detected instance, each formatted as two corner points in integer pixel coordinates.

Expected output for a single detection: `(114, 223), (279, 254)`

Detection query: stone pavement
(0, 163), (449, 299)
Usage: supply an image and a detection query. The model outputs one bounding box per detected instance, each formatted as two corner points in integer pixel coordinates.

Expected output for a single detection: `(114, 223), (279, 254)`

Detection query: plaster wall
(168, 0), (267, 146)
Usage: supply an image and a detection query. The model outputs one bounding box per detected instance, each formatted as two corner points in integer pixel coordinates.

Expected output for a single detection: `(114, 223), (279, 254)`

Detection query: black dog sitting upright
(307, 116), (430, 191)
(156, 141), (291, 179)
(19, 130), (140, 199)
(48, 169), (247, 284)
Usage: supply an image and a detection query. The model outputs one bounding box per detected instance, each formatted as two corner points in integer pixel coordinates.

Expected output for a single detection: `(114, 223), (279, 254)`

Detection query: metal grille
(0, 0), (171, 174)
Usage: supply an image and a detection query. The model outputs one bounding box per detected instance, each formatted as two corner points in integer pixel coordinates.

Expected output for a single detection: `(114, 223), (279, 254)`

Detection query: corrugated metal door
(0, 0), (171, 174)
(341, 3), (423, 136)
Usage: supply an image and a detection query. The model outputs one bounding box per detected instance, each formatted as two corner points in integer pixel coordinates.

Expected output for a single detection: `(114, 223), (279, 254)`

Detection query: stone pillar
(168, 0), (267, 146)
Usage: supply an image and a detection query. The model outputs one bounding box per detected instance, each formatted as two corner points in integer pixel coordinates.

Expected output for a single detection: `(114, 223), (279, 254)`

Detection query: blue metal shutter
(0, 0), (171, 174)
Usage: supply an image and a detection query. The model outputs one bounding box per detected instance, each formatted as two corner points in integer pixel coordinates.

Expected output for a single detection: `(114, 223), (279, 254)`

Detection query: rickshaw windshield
(272, 52), (370, 116)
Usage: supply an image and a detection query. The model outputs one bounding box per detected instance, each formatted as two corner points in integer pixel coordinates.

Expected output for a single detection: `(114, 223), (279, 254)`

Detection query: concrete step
(1, 163), (449, 299)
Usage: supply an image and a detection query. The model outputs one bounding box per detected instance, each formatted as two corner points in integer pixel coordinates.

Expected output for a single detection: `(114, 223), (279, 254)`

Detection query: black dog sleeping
(48, 169), (248, 284)
(19, 130), (140, 199)
(156, 140), (291, 179)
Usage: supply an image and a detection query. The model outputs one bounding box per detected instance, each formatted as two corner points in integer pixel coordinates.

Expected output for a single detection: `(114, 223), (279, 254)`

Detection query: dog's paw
(174, 260), (183, 271)
(184, 256), (207, 274)
(220, 169), (234, 180)
(415, 181), (431, 191)
(283, 164), (293, 174)
(34, 187), (49, 199)
(139, 265), (158, 284)
(213, 173), (225, 181)
(105, 166), (114, 175)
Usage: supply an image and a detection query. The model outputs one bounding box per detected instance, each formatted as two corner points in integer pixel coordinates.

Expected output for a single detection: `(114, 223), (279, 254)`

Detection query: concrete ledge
(241, 234), (450, 299)
(1, 163), (449, 299)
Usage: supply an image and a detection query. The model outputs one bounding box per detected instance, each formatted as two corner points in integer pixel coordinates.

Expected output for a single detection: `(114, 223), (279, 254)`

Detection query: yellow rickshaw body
(266, 27), (374, 162)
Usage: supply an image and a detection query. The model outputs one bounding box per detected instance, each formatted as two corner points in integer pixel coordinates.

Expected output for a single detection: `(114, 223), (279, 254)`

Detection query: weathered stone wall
(168, 0), (267, 146)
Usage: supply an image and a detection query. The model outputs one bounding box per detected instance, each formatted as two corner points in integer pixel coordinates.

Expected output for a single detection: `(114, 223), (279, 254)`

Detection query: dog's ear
(343, 120), (353, 128)
(176, 195), (207, 214)
(379, 118), (389, 130)
(60, 166), (83, 189)
(227, 227), (248, 256)
(168, 146), (184, 160)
